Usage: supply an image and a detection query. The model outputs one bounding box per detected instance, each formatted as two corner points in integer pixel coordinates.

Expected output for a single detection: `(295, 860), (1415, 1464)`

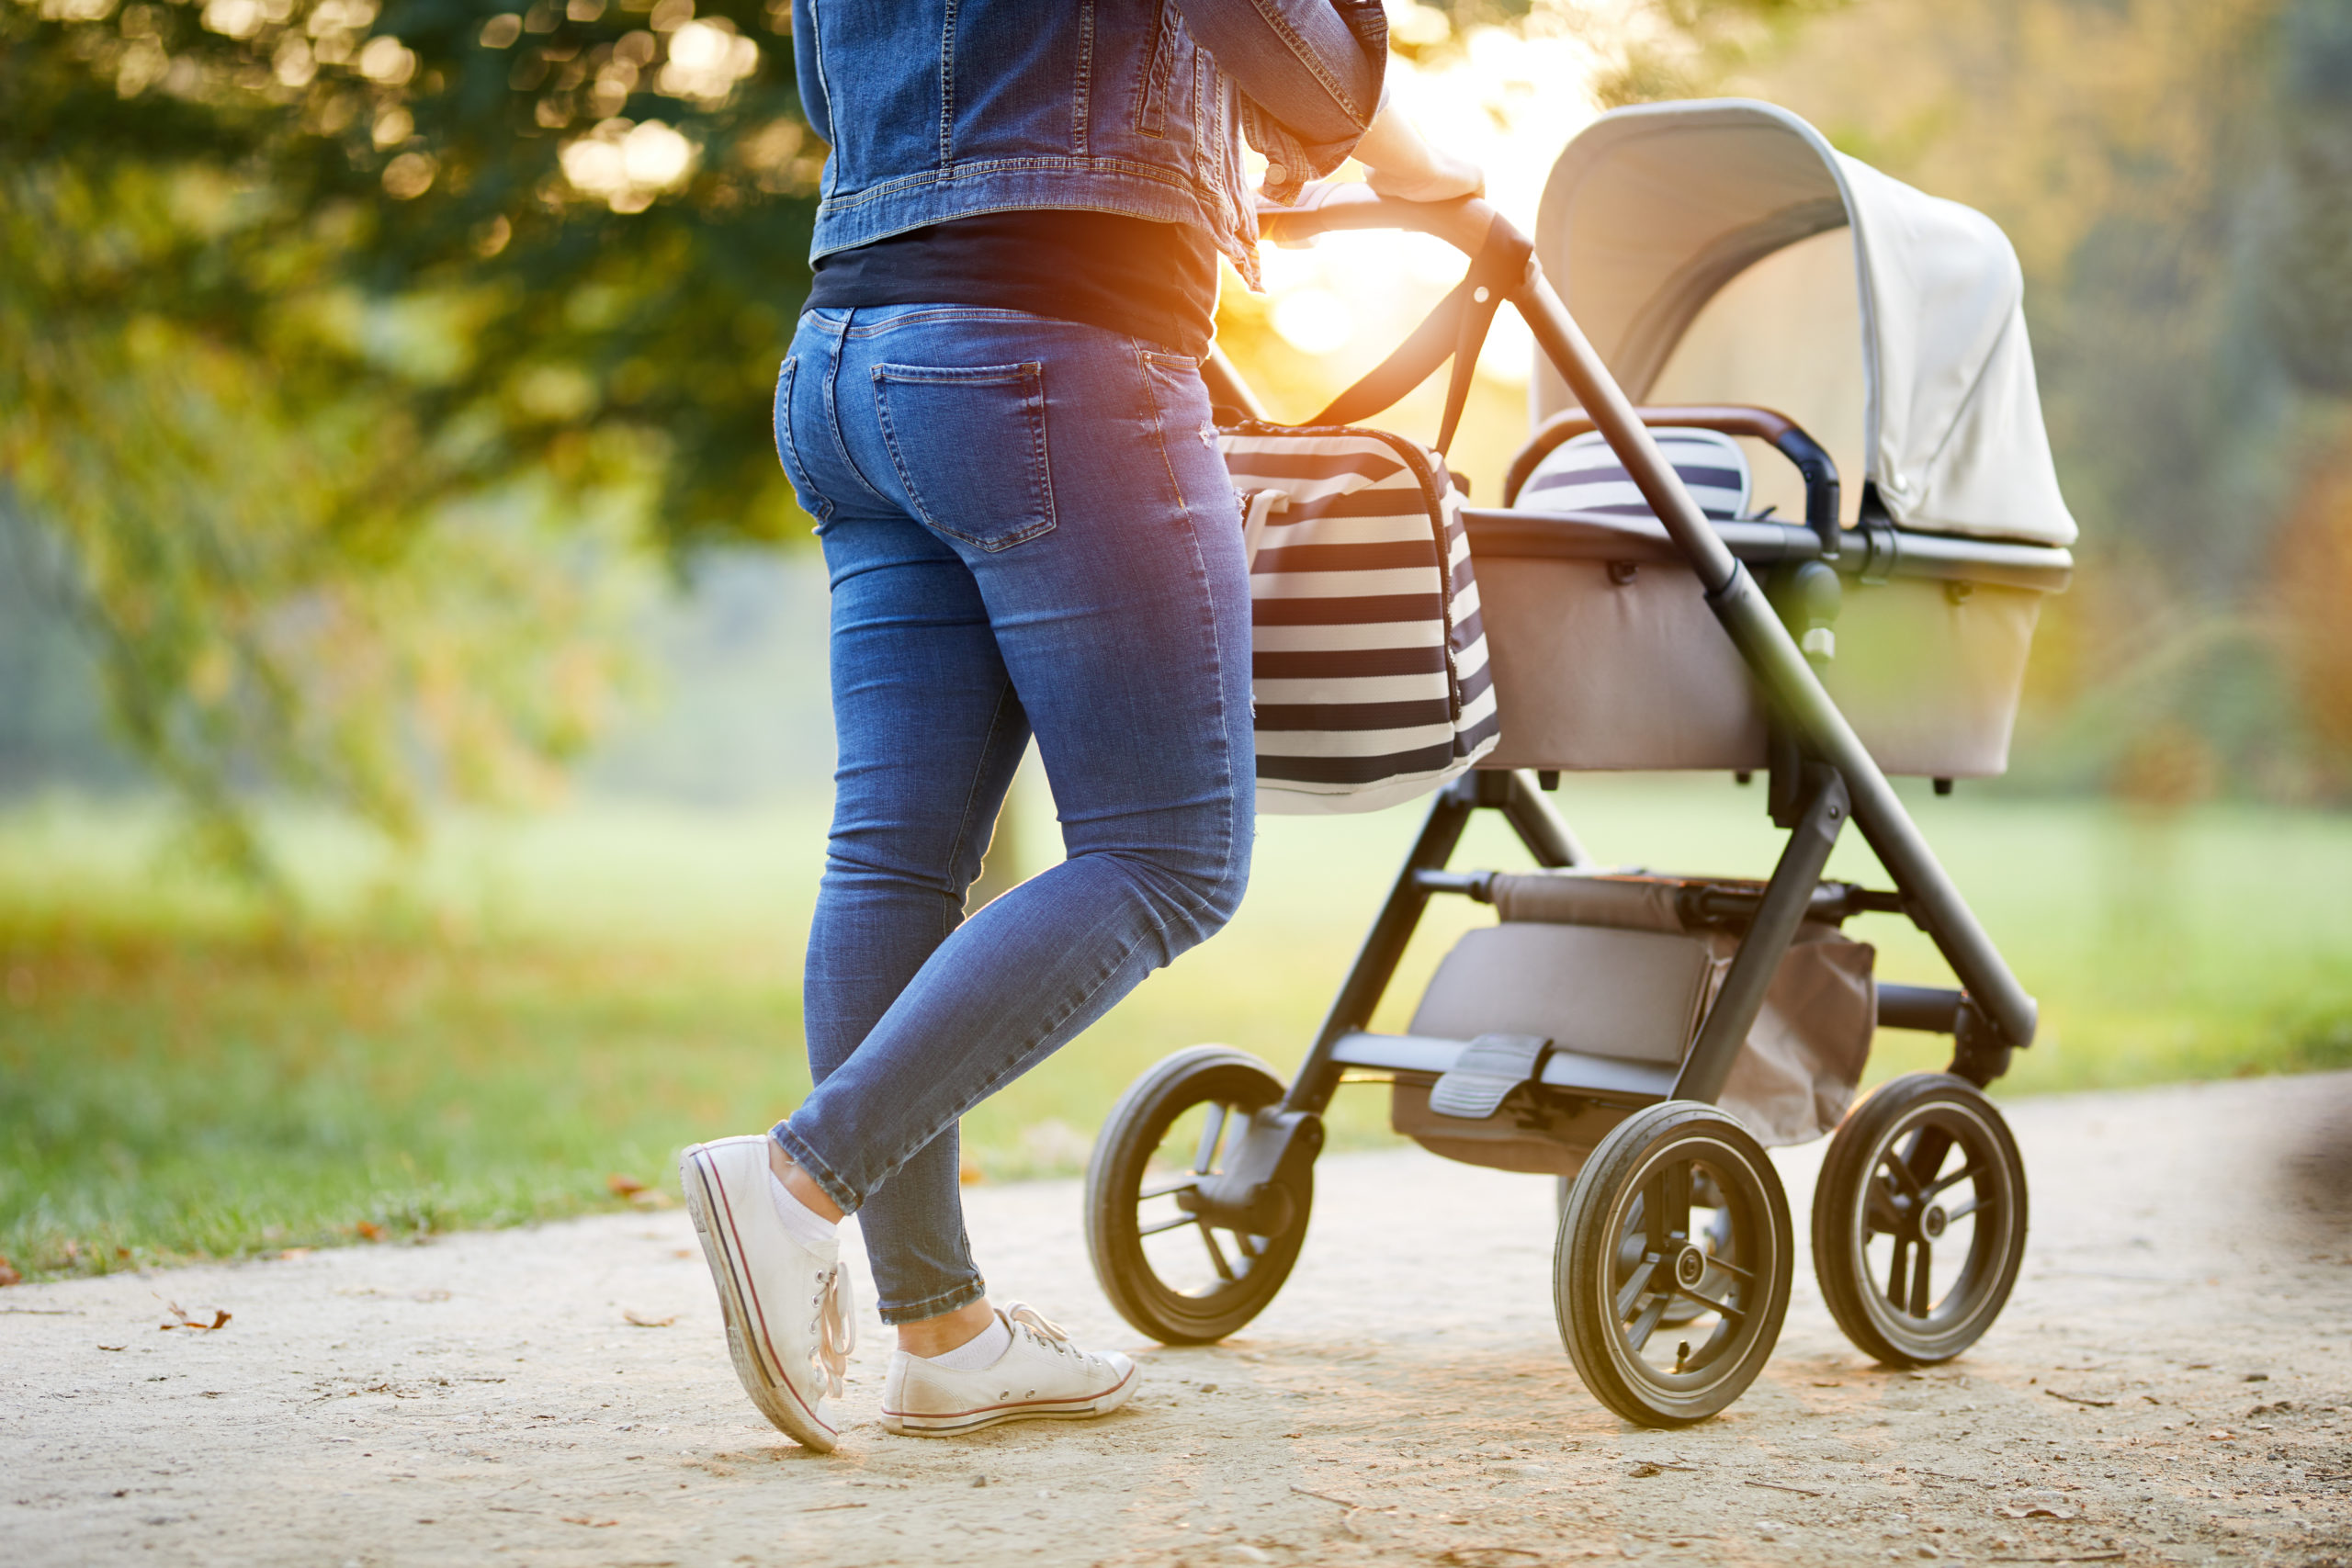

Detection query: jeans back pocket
(774, 355), (834, 525)
(871, 361), (1058, 552)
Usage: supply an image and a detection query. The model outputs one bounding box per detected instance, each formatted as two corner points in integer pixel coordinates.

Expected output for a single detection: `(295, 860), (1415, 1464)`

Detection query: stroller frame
(1086, 188), (2048, 1427)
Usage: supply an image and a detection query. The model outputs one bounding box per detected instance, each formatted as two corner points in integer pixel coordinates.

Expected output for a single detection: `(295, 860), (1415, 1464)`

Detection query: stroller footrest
(1332, 1031), (1680, 1103)
(1428, 1032), (1553, 1120)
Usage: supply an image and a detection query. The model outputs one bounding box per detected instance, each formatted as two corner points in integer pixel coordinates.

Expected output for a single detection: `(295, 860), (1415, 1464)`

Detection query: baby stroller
(1082, 100), (2077, 1427)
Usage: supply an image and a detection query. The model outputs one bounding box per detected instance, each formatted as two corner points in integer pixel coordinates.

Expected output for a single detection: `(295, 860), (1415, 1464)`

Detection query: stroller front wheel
(1554, 1101), (1794, 1427)
(1084, 1045), (1313, 1345)
(1811, 1071), (2029, 1366)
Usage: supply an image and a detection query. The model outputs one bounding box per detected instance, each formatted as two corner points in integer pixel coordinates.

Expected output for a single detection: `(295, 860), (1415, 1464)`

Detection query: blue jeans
(770, 306), (1255, 1324)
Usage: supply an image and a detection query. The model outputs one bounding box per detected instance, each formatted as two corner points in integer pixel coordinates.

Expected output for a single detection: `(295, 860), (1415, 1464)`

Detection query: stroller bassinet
(1485, 99), (2075, 778)
(1085, 101), (2067, 1429)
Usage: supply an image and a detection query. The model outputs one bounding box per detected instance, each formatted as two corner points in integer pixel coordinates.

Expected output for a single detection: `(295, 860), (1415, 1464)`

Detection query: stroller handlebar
(1254, 186), (1503, 257)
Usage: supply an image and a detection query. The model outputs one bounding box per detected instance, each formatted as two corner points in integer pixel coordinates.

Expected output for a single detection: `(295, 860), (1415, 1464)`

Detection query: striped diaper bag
(1213, 214), (1532, 813)
(1223, 423), (1499, 814)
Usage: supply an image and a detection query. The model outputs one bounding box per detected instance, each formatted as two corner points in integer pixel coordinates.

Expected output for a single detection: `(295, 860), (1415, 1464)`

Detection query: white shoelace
(810, 1265), (856, 1399)
(1002, 1301), (1078, 1359)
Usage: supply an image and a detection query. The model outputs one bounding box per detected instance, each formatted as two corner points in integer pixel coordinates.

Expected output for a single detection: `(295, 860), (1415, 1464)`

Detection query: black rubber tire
(1084, 1045), (1312, 1345)
(1555, 1101), (1793, 1427)
(1811, 1071), (2029, 1366)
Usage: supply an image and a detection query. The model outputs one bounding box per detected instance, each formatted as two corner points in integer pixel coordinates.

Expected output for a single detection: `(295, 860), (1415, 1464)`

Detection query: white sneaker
(678, 1135), (855, 1452)
(881, 1302), (1137, 1437)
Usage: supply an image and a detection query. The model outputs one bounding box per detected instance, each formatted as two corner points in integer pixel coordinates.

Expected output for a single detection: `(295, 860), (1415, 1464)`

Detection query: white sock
(920, 1313), (1010, 1371)
(766, 1169), (839, 1251)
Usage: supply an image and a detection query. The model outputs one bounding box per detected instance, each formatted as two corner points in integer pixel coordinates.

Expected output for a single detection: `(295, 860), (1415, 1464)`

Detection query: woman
(679, 0), (1481, 1450)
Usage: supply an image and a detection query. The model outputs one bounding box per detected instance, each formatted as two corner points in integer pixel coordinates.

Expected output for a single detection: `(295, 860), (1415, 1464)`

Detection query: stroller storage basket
(1388, 871), (1875, 1177)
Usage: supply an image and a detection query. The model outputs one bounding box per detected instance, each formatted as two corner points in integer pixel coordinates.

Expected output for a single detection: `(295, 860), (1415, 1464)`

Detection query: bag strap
(1300, 213), (1535, 457)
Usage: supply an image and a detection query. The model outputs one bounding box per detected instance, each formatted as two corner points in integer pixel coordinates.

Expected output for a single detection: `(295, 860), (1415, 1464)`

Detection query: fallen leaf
(1628, 1462), (1663, 1478)
(277, 1248), (312, 1261)
(157, 1303), (232, 1332)
(622, 1310), (676, 1328)
(1993, 1505), (2078, 1521)
(0, 1256), (18, 1287)
(606, 1172), (649, 1199)
(356, 1222), (385, 1241)
(96, 1344), (127, 1352)
(560, 1516), (619, 1528)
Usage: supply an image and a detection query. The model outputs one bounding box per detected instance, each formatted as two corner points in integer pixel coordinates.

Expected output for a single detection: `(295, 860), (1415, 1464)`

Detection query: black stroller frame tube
(1672, 763), (1848, 1103)
(1280, 770), (1577, 1116)
(1513, 274), (2039, 1050)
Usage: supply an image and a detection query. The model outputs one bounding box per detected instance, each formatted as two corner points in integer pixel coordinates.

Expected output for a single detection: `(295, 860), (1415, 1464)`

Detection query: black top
(806, 209), (1220, 356)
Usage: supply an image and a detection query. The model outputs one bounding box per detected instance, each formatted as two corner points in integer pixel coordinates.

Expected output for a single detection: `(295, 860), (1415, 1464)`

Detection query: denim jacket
(791, 0), (1387, 288)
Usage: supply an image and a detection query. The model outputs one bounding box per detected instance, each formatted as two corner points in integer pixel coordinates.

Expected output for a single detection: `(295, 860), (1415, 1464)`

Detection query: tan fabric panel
(1480, 555), (1770, 773)
(1478, 551), (2041, 777)
(1713, 924), (1877, 1145)
(1408, 924), (1724, 1066)
(1490, 873), (1688, 934)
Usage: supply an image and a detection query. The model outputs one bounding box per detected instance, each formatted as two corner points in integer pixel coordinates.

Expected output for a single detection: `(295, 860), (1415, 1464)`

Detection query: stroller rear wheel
(1811, 1072), (2028, 1366)
(1554, 1101), (1793, 1427)
(1084, 1045), (1312, 1345)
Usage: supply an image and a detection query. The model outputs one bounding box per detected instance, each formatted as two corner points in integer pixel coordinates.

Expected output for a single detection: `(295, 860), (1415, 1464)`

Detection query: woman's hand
(1351, 98), (1485, 202)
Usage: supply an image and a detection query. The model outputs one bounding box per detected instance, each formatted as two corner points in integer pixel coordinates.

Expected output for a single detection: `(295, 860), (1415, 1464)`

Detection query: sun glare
(1254, 21), (1606, 388)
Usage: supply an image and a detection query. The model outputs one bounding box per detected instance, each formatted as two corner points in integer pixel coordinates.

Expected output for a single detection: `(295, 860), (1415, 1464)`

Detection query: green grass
(3, 781), (2348, 1281)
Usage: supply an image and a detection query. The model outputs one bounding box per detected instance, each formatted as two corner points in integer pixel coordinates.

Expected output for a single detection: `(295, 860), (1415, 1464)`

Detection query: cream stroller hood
(1532, 99), (2077, 547)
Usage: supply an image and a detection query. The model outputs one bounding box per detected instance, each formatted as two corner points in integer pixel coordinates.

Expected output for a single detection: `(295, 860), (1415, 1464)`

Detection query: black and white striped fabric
(1515, 427), (1752, 520)
(1222, 424), (1499, 814)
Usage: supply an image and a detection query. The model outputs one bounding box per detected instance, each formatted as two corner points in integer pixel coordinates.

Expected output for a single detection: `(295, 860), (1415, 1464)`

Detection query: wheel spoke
(1136, 1212), (1199, 1237)
(1943, 1193), (1984, 1222)
(1703, 1253), (1754, 1282)
(1882, 1144), (1925, 1201)
(1923, 1161), (1979, 1201)
(1623, 1292), (1668, 1351)
(1669, 1285), (1746, 1323)
(1886, 1236), (1912, 1310)
(1907, 1239), (1934, 1316)
(1654, 1162), (1692, 1248)
(1865, 1175), (1906, 1235)
(1193, 1103), (1228, 1175)
(1199, 1221), (1236, 1282)
(1138, 1177), (1200, 1201)
(1614, 1256), (1660, 1321)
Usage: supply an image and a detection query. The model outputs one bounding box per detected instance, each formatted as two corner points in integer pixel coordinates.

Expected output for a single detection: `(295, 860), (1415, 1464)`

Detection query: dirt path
(6, 1073), (2349, 1568)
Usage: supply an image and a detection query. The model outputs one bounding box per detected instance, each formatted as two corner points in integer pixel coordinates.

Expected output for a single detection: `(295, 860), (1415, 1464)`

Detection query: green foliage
(2255, 0), (2352, 397)
(6, 783), (2352, 1279)
(1, 0), (819, 884)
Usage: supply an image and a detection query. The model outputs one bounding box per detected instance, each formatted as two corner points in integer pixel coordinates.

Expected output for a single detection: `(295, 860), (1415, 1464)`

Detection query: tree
(2, 0), (820, 885)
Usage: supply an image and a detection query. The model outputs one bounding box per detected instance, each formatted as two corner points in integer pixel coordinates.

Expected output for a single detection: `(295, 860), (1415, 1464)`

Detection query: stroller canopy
(1532, 99), (2077, 547)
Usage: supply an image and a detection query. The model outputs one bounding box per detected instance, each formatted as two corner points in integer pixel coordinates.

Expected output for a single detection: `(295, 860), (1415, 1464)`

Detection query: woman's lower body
(680, 304), (1253, 1446)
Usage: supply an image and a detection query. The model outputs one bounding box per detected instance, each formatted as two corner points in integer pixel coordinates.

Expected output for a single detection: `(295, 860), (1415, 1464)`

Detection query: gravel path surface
(6, 1072), (2349, 1568)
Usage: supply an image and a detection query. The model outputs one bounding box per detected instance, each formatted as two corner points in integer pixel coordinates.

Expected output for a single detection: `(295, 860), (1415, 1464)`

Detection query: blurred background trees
(3, 0), (816, 884)
(4, 0), (2351, 870)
